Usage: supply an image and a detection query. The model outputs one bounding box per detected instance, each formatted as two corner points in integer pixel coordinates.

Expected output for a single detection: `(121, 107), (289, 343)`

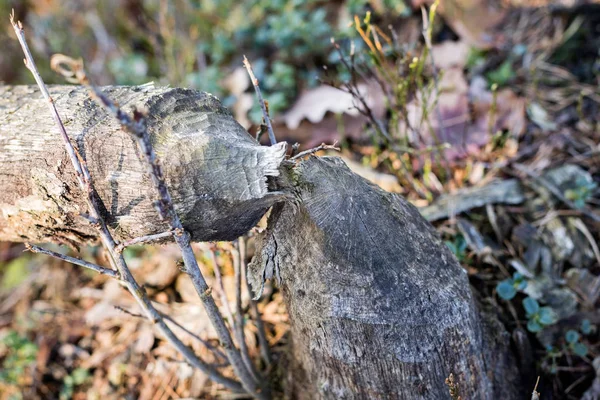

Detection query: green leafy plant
(523, 297), (558, 333)
(486, 59), (515, 87)
(542, 319), (595, 374)
(0, 331), (38, 386)
(564, 176), (597, 209)
(563, 319), (596, 358)
(445, 234), (468, 262)
(580, 318), (595, 335)
(60, 367), (90, 400)
(565, 329), (588, 357)
(544, 344), (561, 374)
(496, 272), (528, 300)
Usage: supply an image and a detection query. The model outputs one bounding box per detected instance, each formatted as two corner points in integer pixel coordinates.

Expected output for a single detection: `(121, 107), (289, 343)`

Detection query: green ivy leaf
(572, 342), (588, 357)
(497, 280), (517, 300)
(565, 329), (580, 344)
(538, 307), (558, 326)
(523, 297), (540, 316)
(527, 319), (543, 333)
(581, 319), (593, 335)
(486, 59), (515, 87)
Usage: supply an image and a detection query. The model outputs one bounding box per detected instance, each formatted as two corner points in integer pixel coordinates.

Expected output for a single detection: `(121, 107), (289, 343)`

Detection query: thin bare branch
(243, 55), (277, 146)
(10, 13), (85, 187)
(25, 244), (119, 278)
(159, 312), (228, 366)
(209, 246), (236, 330)
(232, 242), (262, 382)
(290, 142), (340, 161)
(114, 230), (176, 253)
(114, 305), (229, 367)
(10, 14), (243, 393)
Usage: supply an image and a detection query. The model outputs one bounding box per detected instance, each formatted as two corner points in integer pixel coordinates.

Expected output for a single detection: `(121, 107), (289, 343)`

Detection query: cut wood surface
(0, 85), (286, 246)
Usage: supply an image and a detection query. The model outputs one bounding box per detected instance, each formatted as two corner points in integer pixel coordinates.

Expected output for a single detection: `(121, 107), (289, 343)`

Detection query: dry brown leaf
(404, 67), (473, 160)
(469, 76), (527, 137)
(340, 156), (402, 193)
(403, 70), (526, 163)
(437, 0), (507, 49)
(283, 84), (385, 130)
(134, 326), (156, 354)
(431, 40), (470, 70)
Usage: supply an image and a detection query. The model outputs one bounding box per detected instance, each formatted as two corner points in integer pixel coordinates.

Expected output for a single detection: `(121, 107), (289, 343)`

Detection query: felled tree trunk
(1, 85), (523, 398)
(0, 85), (286, 246)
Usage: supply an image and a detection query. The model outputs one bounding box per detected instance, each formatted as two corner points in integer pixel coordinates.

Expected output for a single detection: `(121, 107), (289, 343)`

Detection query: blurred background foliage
(0, 0), (409, 119)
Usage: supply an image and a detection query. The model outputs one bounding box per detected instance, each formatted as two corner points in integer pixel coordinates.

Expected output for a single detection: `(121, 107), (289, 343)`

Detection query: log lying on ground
(1, 85), (523, 398)
(250, 156), (523, 399)
(0, 85), (286, 246)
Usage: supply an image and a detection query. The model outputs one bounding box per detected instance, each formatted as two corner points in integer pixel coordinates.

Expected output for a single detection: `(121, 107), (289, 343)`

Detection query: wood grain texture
(250, 157), (522, 399)
(0, 85), (286, 246)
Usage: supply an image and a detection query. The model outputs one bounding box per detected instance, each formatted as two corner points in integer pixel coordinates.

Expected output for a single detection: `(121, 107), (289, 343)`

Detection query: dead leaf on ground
(436, 0), (508, 49)
(470, 75), (527, 137)
(273, 113), (371, 148)
(431, 40), (470, 70)
(283, 84), (385, 130)
(339, 156), (402, 193)
(404, 67), (474, 160)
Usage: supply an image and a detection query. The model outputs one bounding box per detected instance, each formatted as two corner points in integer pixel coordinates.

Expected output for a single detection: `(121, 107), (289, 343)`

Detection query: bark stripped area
(0, 85), (286, 246)
(250, 157), (522, 399)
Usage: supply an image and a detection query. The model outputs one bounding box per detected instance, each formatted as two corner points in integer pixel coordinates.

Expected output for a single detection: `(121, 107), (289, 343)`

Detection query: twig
(420, 3), (452, 180)
(159, 313), (228, 366)
(330, 38), (391, 141)
(328, 38), (425, 197)
(25, 244), (119, 278)
(290, 142), (340, 161)
(531, 376), (540, 400)
(232, 243), (262, 383)
(243, 55), (277, 146)
(10, 12), (243, 393)
(48, 54), (265, 397)
(208, 246), (236, 330)
(115, 305), (228, 366)
(114, 230), (176, 253)
(240, 238), (272, 366)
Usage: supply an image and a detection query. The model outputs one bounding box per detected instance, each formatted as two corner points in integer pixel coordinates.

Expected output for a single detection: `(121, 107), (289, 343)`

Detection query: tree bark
(1, 85), (524, 398)
(250, 157), (523, 399)
(0, 85), (286, 246)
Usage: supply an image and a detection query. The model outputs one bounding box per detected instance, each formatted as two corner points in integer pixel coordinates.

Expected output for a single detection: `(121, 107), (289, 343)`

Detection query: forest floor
(0, 1), (599, 399)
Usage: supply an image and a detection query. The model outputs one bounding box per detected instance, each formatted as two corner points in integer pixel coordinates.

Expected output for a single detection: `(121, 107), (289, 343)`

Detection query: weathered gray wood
(419, 178), (525, 221)
(0, 85), (286, 246)
(250, 157), (523, 399)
